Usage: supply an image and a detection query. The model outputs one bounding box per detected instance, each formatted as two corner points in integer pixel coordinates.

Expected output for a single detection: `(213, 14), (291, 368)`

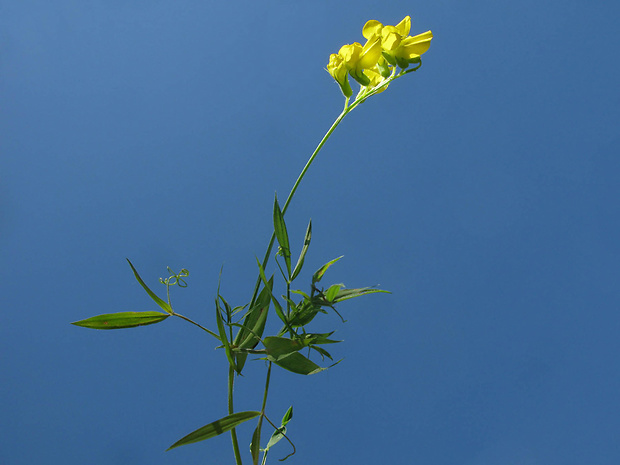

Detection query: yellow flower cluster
(327, 16), (433, 98)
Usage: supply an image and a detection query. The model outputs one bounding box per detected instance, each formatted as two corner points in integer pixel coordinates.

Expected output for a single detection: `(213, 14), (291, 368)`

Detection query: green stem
(229, 366), (243, 465)
(247, 104), (353, 309)
(171, 312), (221, 340)
(254, 362), (272, 465)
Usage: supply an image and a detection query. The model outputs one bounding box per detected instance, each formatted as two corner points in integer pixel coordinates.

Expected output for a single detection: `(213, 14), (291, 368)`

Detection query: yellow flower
(364, 67), (388, 94)
(362, 16), (433, 67)
(327, 53), (348, 86)
(336, 37), (382, 86)
(327, 52), (353, 97)
(339, 38), (382, 73)
(327, 15), (432, 96)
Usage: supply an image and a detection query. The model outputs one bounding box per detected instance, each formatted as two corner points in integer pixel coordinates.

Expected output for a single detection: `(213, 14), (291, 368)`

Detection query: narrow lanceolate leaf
(126, 259), (172, 313)
(250, 423), (261, 465)
(291, 219), (312, 281)
(332, 287), (391, 303)
(235, 278), (273, 350)
(167, 411), (261, 451)
(71, 311), (169, 330)
(312, 256), (343, 284)
(215, 297), (237, 372)
(271, 351), (326, 375)
(281, 406), (293, 426)
(273, 194), (292, 278)
(256, 258), (295, 334)
(310, 345), (334, 361)
(301, 332), (341, 346)
(234, 278), (273, 373)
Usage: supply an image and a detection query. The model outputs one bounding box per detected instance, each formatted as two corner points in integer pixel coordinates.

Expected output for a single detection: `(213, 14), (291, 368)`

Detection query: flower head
(327, 52), (352, 97)
(326, 15), (433, 98)
(326, 35), (382, 91)
(362, 16), (433, 68)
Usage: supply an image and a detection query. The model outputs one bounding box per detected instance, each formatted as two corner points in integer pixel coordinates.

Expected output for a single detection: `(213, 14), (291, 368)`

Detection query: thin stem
(247, 106), (351, 309)
(229, 366), (243, 465)
(253, 362), (272, 465)
(171, 312), (220, 340)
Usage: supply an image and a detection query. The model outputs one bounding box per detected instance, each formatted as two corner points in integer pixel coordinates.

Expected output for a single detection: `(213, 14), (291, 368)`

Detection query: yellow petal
(327, 53), (348, 85)
(381, 26), (402, 51)
(362, 20), (383, 40)
(339, 42), (362, 69)
(395, 16), (411, 37)
(358, 37), (382, 71)
(364, 67), (388, 93)
(399, 30), (433, 58)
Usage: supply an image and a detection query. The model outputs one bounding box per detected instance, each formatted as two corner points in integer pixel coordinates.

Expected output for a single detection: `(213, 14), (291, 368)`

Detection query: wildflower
(337, 37), (382, 86)
(364, 67), (388, 94)
(327, 52), (352, 97)
(362, 16), (433, 68)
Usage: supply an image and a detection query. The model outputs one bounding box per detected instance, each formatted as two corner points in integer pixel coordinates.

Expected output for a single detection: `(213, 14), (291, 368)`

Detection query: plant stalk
(229, 366), (243, 465)
(253, 362), (272, 465)
(247, 105), (352, 309)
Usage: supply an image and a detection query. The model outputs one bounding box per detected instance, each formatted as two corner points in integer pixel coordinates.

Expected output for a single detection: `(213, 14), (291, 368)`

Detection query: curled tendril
(159, 267), (190, 288)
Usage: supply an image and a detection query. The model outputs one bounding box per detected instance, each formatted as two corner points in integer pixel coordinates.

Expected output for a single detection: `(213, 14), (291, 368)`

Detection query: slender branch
(228, 366), (243, 465)
(247, 107), (350, 309)
(252, 362), (272, 465)
(171, 312), (220, 340)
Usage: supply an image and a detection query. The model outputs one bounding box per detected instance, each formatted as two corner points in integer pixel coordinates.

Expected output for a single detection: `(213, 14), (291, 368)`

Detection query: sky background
(2, 1), (619, 464)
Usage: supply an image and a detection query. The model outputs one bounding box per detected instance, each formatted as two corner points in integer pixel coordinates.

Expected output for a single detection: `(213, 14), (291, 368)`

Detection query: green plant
(73, 15), (432, 464)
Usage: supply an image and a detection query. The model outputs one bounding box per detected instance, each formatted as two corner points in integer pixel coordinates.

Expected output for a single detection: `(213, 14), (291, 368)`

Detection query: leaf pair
(263, 337), (326, 375)
(273, 194), (312, 282)
(71, 259), (172, 330)
(168, 407), (295, 459)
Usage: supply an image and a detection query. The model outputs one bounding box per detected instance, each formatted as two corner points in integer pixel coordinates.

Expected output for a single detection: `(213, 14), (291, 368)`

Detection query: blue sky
(2, 1), (619, 464)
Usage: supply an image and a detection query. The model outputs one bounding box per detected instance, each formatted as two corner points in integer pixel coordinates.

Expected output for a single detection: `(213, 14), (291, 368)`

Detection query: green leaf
(273, 194), (291, 278)
(167, 411), (261, 451)
(263, 337), (304, 361)
(250, 423), (261, 464)
(290, 289), (310, 300)
(256, 258), (296, 334)
(281, 406), (293, 426)
(332, 287), (390, 303)
(219, 294), (233, 318)
(235, 279), (273, 350)
(270, 351), (326, 375)
(264, 406), (293, 452)
(234, 278), (273, 373)
(291, 220), (312, 281)
(301, 332), (341, 346)
(288, 300), (323, 327)
(265, 425), (287, 453)
(271, 296), (290, 328)
(310, 345), (334, 361)
(126, 259), (172, 314)
(312, 256), (343, 284)
(231, 304), (247, 316)
(216, 296), (237, 372)
(71, 311), (169, 330)
(325, 283), (344, 302)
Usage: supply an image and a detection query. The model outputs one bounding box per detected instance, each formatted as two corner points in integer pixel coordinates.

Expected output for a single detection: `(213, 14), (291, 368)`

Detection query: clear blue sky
(2, 1), (619, 464)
